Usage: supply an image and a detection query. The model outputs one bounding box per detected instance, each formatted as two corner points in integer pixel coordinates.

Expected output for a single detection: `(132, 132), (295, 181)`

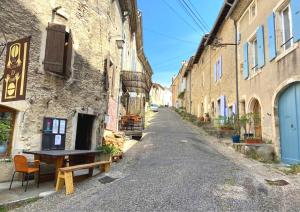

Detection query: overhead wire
(144, 27), (198, 44)
(180, 0), (209, 32)
(184, 0), (210, 31)
(152, 49), (196, 67)
(161, 0), (199, 33)
(176, 0), (206, 33)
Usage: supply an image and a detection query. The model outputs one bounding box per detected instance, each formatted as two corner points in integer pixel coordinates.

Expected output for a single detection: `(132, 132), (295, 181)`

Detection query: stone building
(182, 56), (194, 114)
(0, 0), (151, 181)
(120, 7), (152, 118)
(150, 83), (172, 107)
(171, 75), (180, 108)
(230, 0), (300, 163)
(171, 61), (188, 109)
(191, 1), (236, 120)
(176, 0), (300, 163)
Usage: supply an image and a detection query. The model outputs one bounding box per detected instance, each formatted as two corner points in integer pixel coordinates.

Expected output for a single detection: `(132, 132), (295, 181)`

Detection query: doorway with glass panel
(0, 106), (16, 157)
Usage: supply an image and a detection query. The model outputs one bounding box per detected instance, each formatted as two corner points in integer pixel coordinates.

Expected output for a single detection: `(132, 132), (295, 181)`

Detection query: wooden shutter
(291, 0), (300, 42)
(243, 42), (249, 79)
(111, 65), (116, 97)
(256, 25), (265, 69)
(65, 30), (73, 78)
(44, 23), (66, 74)
(268, 13), (277, 61)
(104, 58), (109, 92)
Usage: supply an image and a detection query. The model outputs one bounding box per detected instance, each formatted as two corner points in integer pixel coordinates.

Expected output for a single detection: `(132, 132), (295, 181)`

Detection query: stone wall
(0, 0), (128, 181)
(191, 17), (236, 120)
(233, 0), (300, 155)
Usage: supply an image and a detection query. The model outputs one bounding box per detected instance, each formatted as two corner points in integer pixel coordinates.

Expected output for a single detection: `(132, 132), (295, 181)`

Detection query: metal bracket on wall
(0, 29), (8, 82)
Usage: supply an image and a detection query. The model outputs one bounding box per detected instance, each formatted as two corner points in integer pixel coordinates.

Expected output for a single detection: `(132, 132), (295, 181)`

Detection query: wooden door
(279, 83), (300, 164)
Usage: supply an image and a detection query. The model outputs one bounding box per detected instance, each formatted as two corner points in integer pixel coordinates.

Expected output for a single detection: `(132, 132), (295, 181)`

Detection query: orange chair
(9, 155), (40, 192)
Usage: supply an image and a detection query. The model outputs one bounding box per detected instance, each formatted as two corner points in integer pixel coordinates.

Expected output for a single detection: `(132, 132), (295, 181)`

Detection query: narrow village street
(15, 108), (300, 211)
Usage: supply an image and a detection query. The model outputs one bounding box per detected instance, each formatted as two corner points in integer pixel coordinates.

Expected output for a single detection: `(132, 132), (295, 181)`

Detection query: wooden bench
(55, 161), (111, 195)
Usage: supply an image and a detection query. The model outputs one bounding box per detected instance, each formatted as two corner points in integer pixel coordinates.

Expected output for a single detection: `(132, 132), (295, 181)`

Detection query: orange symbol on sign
(7, 43), (22, 69)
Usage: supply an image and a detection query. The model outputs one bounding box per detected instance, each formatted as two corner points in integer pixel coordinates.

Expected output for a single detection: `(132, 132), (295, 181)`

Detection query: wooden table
(23, 150), (100, 183)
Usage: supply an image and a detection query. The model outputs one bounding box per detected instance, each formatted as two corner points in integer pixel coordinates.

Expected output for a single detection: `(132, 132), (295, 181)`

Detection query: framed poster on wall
(42, 117), (67, 150)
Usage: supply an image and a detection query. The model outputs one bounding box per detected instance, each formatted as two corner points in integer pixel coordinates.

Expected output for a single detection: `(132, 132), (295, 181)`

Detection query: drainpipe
(189, 70), (192, 114)
(234, 20), (240, 127)
(116, 15), (126, 132)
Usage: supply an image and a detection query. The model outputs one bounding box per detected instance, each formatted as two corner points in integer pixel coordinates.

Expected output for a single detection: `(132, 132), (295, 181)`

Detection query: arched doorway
(249, 98), (262, 138)
(0, 105), (16, 157)
(278, 82), (300, 164)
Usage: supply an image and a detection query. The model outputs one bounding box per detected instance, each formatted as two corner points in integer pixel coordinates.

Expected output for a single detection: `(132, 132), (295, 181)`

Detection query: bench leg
(100, 163), (111, 173)
(64, 172), (74, 195)
(55, 171), (64, 192)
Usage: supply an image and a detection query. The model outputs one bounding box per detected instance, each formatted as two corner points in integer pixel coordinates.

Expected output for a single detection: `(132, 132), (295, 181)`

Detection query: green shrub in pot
(96, 144), (121, 161)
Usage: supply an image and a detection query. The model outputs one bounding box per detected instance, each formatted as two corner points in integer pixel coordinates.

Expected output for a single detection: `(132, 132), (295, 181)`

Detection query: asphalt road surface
(17, 108), (300, 211)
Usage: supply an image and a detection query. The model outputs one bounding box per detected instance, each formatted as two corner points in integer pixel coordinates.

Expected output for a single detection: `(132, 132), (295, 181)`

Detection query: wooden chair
(9, 155), (40, 192)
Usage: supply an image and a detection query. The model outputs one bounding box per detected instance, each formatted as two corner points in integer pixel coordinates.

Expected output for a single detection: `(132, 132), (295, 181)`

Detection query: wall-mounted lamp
(116, 39), (125, 49)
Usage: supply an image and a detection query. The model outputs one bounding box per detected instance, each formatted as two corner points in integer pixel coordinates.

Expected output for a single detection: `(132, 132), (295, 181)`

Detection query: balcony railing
(121, 70), (152, 93)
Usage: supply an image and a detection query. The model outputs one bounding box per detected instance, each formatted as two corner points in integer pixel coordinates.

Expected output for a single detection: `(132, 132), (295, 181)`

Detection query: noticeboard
(42, 117), (67, 150)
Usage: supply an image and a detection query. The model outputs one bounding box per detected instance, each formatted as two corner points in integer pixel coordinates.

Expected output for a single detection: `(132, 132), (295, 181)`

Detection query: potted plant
(217, 116), (234, 131)
(240, 113), (262, 144)
(0, 120), (10, 154)
(96, 144), (121, 162)
(240, 113), (253, 139)
(231, 115), (240, 143)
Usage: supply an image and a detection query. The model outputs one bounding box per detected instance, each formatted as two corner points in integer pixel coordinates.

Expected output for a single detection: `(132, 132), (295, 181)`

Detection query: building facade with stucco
(180, 0), (300, 163)
(0, 0), (151, 181)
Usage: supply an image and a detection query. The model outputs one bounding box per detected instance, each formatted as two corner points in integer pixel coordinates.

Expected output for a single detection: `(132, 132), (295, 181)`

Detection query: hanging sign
(1, 37), (30, 102)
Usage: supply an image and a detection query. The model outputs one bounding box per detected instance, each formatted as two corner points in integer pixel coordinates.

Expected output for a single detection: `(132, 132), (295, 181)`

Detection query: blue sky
(137, 0), (224, 87)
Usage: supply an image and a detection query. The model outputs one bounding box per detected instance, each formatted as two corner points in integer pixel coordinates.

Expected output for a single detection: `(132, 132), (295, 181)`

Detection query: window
(250, 37), (258, 71)
(249, 1), (257, 22)
(44, 23), (73, 77)
(217, 99), (221, 116)
(228, 106), (233, 117)
(281, 5), (293, 50)
(211, 102), (215, 117)
(214, 56), (222, 82)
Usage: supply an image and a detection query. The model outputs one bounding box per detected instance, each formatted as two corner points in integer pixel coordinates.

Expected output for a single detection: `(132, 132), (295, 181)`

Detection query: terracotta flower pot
(245, 138), (262, 144)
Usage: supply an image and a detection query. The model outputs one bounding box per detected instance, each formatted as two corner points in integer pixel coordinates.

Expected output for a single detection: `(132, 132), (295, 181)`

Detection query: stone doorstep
(232, 143), (275, 161)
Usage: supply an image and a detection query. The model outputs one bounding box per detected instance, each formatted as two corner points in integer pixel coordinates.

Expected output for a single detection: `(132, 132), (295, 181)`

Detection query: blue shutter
(268, 13), (277, 60)
(220, 96), (226, 117)
(218, 56), (222, 79)
(225, 107), (229, 117)
(257, 25), (265, 68)
(232, 104), (236, 114)
(243, 42), (249, 79)
(214, 63), (217, 81)
(291, 0), (300, 42)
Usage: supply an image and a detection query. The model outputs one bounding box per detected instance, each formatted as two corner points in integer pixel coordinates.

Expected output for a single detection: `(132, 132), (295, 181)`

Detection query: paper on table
(55, 134), (62, 145)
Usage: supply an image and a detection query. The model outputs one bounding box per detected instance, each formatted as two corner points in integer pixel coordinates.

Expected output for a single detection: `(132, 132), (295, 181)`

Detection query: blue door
(278, 83), (300, 164)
